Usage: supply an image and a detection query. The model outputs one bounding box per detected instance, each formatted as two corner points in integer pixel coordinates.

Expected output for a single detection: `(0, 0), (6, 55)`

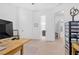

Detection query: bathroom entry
(41, 15), (46, 40)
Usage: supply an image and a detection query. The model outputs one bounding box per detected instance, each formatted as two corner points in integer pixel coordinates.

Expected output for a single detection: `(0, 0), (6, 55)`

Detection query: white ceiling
(11, 3), (62, 11)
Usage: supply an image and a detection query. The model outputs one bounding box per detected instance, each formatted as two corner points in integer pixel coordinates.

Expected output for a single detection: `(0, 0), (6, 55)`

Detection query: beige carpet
(15, 38), (65, 55)
(19, 38), (65, 55)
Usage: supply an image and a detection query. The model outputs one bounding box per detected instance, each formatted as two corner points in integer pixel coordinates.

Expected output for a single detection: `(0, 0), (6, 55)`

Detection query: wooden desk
(72, 43), (79, 55)
(0, 39), (31, 55)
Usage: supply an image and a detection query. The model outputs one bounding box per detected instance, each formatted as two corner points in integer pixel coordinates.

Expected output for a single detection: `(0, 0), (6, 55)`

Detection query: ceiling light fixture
(32, 3), (35, 5)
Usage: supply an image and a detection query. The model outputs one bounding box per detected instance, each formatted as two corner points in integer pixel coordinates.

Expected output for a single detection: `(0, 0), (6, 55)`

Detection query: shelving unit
(65, 21), (79, 55)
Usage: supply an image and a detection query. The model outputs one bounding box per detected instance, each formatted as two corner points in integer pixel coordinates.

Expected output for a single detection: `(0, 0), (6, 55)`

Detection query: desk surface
(72, 43), (79, 51)
(0, 39), (31, 55)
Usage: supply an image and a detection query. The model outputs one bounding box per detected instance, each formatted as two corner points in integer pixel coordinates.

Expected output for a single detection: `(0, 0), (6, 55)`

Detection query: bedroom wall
(32, 10), (55, 41)
(1, 3), (79, 41)
(18, 8), (33, 39)
(53, 3), (79, 39)
(18, 8), (55, 41)
(0, 3), (55, 41)
(0, 3), (18, 30)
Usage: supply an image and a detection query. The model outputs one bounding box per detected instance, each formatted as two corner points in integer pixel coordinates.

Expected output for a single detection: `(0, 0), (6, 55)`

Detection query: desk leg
(72, 48), (75, 55)
(72, 48), (78, 55)
(20, 45), (23, 55)
(75, 51), (79, 55)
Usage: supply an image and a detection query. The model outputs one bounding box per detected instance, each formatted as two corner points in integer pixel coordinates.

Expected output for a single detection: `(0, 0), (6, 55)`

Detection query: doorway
(41, 15), (46, 40)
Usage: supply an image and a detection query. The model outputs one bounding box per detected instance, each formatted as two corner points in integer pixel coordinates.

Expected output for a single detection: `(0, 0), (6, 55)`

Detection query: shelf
(65, 43), (69, 48)
(71, 31), (79, 33)
(71, 24), (79, 25)
(65, 39), (69, 42)
(65, 49), (69, 55)
(65, 21), (79, 55)
(71, 28), (79, 29)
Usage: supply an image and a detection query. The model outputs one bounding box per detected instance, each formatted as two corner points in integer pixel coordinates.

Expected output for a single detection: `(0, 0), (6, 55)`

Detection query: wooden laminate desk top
(0, 39), (31, 55)
(72, 43), (79, 51)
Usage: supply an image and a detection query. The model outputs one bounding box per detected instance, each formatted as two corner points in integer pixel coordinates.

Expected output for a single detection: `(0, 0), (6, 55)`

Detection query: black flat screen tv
(0, 19), (13, 39)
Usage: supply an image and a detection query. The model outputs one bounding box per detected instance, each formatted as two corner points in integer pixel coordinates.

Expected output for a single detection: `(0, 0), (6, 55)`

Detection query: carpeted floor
(15, 38), (65, 55)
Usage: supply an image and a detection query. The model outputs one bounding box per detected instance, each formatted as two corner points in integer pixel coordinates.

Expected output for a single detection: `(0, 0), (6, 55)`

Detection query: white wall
(18, 8), (33, 39)
(0, 3), (18, 29)
(18, 7), (55, 41)
(45, 11), (55, 41)
(1, 3), (79, 41)
(53, 3), (79, 39)
(32, 10), (55, 41)
(32, 11), (41, 39)
(0, 3), (55, 41)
